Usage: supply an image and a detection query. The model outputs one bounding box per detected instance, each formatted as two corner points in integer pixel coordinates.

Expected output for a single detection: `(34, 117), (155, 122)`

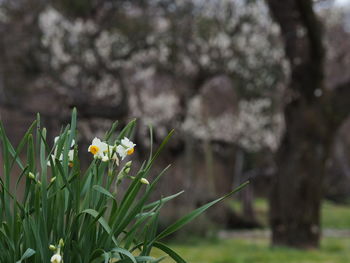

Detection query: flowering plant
(0, 109), (247, 263)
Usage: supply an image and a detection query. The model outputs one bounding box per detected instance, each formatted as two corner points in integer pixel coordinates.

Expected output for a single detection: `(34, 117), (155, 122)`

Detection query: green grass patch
(322, 201), (350, 229)
(230, 198), (269, 226)
(152, 197), (350, 262)
(153, 237), (350, 263)
(231, 198), (350, 229)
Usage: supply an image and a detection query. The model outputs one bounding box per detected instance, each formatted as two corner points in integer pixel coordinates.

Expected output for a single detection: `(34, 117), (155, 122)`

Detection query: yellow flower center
(127, 147), (134, 155)
(68, 161), (74, 168)
(89, 145), (99, 155)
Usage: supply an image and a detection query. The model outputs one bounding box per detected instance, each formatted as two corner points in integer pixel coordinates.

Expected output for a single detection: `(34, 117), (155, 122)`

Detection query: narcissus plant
(0, 109), (248, 263)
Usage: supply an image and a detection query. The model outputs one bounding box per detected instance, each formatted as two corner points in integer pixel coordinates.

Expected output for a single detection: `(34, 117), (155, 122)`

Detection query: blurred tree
(266, 0), (350, 248)
(0, 0), (282, 213)
(0, 0), (286, 231)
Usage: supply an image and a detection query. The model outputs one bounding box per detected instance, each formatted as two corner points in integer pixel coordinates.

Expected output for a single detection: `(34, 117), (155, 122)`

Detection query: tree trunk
(266, 0), (350, 248)
(270, 104), (332, 248)
(266, 0), (328, 248)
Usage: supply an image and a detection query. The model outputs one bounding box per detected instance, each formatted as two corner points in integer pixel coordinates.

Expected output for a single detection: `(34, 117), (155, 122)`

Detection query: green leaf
(111, 248), (137, 263)
(80, 209), (118, 245)
(143, 191), (184, 210)
(9, 120), (37, 171)
(114, 165), (170, 238)
(153, 242), (186, 263)
(155, 181), (249, 241)
(116, 256), (157, 263)
(146, 130), (174, 170)
(16, 248), (36, 263)
(105, 121), (119, 141)
(117, 119), (136, 142)
(148, 125), (154, 163)
(93, 185), (115, 199)
(122, 213), (153, 250)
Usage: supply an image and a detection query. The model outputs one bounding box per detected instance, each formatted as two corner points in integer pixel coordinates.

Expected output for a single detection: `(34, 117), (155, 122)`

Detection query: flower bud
(59, 238), (64, 247)
(140, 178), (150, 185)
(111, 153), (119, 166)
(125, 161), (132, 168)
(124, 168), (130, 174)
(28, 172), (35, 180)
(49, 244), (56, 251)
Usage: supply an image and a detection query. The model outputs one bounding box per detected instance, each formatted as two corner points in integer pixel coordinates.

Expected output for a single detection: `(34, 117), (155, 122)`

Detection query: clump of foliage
(0, 109), (247, 263)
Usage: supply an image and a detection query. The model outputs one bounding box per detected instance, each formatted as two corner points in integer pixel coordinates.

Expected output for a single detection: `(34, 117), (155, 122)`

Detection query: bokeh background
(1, 0), (350, 262)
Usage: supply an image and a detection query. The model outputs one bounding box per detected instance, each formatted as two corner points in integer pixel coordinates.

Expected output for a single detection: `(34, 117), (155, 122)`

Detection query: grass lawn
(322, 201), (350, 229)
(232, 198), (350, 229)
(152, 199), (350, 262)
(153, 237), (350, 263)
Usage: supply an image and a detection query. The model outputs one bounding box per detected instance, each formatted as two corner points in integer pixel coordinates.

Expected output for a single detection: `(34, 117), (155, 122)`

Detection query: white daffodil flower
(88, 137), (108, 159)
(116, 137), (136, 160)
(48, 149), (74, 165)
(88, 137), (118, 164)
(68, 149), (74, 167)
(67, 149), (74, 161)
(54, 136), (75, 148)
(48, 137), (75, 167)
(50, 254), (62, 263)
(54, 149), (74, 162)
